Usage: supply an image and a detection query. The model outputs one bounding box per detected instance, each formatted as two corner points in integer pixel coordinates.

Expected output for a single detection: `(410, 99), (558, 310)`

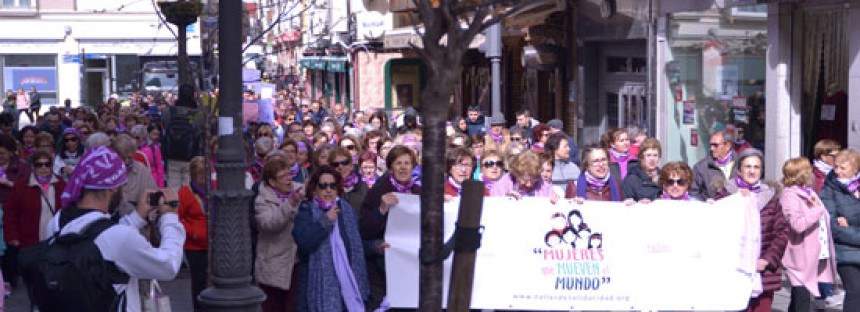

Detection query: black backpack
(164, 106), (200, 161)
(19, 215), (130, 312)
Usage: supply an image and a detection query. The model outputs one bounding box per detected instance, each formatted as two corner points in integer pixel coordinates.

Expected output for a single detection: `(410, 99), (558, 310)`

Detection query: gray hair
(130, 124), (150, 144)
(735, 148), (764, 172)
(85, 132), (111, 151)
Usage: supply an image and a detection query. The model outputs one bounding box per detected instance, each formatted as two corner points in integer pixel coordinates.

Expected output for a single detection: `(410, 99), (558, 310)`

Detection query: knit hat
(60, 146), (129, 207)
(547, 119), (563, 130)
(735, 148), (764, 173)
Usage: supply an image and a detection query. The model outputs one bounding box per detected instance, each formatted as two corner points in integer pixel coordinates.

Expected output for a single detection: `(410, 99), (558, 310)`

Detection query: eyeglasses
(317, 182), (338, 190)
(482, 160), (504, 168)
(33, 161), (51, 168)
(64, 137), (78, 143)
(331, 159), (351, 168)
(664, 178), (687, 187)
(511, 137), (522, 142)
(343, 144), (356, 150)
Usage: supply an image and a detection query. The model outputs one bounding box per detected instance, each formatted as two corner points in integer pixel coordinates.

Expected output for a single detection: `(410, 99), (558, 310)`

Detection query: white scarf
(813, 159), (833, 176)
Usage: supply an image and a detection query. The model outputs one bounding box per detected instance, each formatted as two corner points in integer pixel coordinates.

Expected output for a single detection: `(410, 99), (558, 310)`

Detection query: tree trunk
(418, 58), (462, 311)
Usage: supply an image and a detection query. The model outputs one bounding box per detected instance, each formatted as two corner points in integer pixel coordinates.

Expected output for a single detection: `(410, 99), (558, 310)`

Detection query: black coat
(820, 172), (860, 265)
(621, 160), (661, 201)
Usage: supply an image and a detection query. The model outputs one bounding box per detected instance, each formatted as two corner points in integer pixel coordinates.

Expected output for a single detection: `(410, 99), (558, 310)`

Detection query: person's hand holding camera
(156, 188), (180, 215)
(137, 189), (180, 220)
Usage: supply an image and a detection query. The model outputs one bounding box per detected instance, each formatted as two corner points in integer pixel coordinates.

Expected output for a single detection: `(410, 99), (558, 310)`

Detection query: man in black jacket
(28, 87), (41, 122)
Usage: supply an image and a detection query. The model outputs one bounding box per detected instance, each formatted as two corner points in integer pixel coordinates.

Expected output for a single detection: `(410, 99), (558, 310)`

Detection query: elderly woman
(479, 149), (505, 193)
(715, 148), (788, 312)
(820, 149), (860, 311)
(780, 157), (838, 312)
(53, 128), (84, 180)
(546, 133), (580, 189)
(293, 166), (369, 312)
(338, 135), (363, 163)
(530, 124), (550, 152)
(17, 125), (38, 159)
(256, 158), (304, 311)
(603, 128), (635, 182)
(503, 141), (526, 171)
(622, 138), (663, 202)
(3, 150), (65, 289)
(565, 144), (623, 202)
(293, 140), (312, 183)
(444, 147), (479, 199)
(490, 150), (557, 201)
(178, 157), (212, 312)
(360, 146), (420, 309)
(111, 134), (158, 217)
(812, 139), (841, 193)
(657, 162), (694, 201)
(330, 147), (368, 214)
(358, 151), (379, 188)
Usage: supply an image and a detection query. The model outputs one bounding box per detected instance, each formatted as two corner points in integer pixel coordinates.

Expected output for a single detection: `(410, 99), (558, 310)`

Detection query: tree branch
(242, 0), (306, 53)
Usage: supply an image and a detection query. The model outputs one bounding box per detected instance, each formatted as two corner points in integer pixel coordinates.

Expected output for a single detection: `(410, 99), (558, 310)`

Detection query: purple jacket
(489, 173), (555, 197)
(780, 186), (837, 296)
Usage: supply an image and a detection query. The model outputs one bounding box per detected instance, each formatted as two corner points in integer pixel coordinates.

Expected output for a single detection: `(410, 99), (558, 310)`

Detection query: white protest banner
(384, 194), (758, 311)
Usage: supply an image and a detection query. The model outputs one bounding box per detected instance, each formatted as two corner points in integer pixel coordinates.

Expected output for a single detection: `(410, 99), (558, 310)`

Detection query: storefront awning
(299, 56), (349, 72)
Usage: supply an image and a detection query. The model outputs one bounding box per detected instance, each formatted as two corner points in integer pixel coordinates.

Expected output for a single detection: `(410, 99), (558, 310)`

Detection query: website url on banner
(511, 294), (630, 302)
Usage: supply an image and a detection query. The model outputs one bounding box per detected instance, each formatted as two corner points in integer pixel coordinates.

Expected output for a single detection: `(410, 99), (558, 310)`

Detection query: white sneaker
(825, 292), (844, 308)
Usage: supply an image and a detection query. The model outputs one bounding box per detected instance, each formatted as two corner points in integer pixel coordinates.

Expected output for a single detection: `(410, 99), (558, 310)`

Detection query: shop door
(598, 42), (647, 133)
(85, 71), (106, 107)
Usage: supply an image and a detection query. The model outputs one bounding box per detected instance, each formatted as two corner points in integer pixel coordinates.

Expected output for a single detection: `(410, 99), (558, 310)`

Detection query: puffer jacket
(621, 160), (660, 201)
(819, 172), (860, 265)
(717, 179), (788, 291)
(254, 183), (300, 290)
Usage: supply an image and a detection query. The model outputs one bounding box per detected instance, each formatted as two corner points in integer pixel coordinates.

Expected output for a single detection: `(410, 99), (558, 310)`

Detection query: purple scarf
(662, 191), (690, 200)
(343, 172), (359, 189)
(390, 174), (416, 193)
(190, 179), (207, 198)
(481, 174), (496, 190)
(314, 196), (365, 312)
(715, 150), (734, 166)
(510, 175), (536, 196)
(23, 146), (34, 154)
(0, 167), (6, 180)
(489, 131), (504, 144)
(609, 149), (632, 179)
(35, 174), (52, 184)
(735, 176), (762, 193)
(290, 163), (300, 178)
(584, 171), (610, 192)
(795, 185), (813, 197)
(361, 175), (377, 188)
(840, 175), (860, 193)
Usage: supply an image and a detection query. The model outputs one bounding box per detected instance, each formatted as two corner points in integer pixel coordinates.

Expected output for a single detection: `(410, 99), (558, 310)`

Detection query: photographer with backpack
(21, 146), (186, 312)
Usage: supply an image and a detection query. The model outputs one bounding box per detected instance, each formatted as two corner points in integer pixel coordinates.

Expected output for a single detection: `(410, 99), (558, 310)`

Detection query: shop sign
(3, 67), (57, 92)
(327, 61), (347, 73)
(384, 33), (423, 49)
(357, 12), (392, 41)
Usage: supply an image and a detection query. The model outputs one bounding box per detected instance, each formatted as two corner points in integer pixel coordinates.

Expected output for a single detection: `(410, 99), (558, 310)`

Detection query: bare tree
(411, 1), (527, 310)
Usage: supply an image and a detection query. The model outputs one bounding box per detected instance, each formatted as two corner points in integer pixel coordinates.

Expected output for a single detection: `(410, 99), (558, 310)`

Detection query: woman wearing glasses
(330, 147), (368, 215)
(339, 135), (363, 164)
(566, 144), (624, 202)
(444, 147), (482, 199)
(293, 166), (369, 312)
(478, 149), (505, 193)
(715, 148), (788, 312)
(490, 150), (558, 202)
(657, 162), (695, 201)
(360, 146), (420, 310)
(53, 128), (83, 180)
(812, 139), (841, 193)
(3, 150), (65, 292)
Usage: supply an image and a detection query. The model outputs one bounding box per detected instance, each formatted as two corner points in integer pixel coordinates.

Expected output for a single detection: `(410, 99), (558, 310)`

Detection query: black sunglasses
(33, 161), (51, 168)
(664, 178), (687, 187)
(64, 137), (78, 142)
(511, 137), (522, 141)
(331, 159), (351, 168)
(482, 160), (504, 168)
(317, 182), (338, 190)
(343, 144), (356, 150)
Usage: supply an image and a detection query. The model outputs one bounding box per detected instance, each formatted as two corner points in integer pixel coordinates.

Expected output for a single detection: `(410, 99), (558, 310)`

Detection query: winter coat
(0, 158), (27, 203)
(621, 161), (661, 201)
(691, 155), (737, 200)
(254, 183), (300, 290)
(813, 167), (828, 194)
(819, 172), (860, 265)
(118, 161), (158, 217)
(552, 158), (580, 188)
(3, 173), (64, 248)
(15, 92), (29, 110)
(564, 177), (623, 202)
(780, 186), (837, 297)
(139, 143), (165, 188)
(343, 181), (369, 218)
(444, 178), (488, 197)
(717, 179), (788, 291)
(465, 115), (486, 136)
(178, 185), (208, 251)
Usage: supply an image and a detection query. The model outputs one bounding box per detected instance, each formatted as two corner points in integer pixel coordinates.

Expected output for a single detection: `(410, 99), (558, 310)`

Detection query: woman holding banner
(360, 145), (420, 310)
(779, 157), (837, 312)
(657, 162), (695, 201)
(715, 148), (788, 312)
(819, 149), (860, 311)
(478, 149), (504, 193)
(622, 138), (663, 202)
(565, 144), (624, 202)
(444, 147), (480, 199)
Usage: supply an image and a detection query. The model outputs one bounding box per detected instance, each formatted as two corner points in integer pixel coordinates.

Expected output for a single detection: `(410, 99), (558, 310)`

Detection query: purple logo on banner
(3, 67), (57, 92)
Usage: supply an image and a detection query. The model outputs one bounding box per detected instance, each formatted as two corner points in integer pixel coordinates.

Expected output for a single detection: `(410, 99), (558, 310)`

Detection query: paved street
(4, 267), (843, 311)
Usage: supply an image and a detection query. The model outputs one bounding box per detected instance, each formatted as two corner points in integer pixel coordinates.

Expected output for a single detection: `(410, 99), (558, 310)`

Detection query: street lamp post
(157, 0), (202, 87)
(197, 0), (266, 311)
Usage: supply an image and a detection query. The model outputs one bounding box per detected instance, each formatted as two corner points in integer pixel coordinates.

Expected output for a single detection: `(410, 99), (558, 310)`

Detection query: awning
(299, 56), (349, 72)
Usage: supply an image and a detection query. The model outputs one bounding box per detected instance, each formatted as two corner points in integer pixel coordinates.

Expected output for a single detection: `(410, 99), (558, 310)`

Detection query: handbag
(143, 280), (172, 312)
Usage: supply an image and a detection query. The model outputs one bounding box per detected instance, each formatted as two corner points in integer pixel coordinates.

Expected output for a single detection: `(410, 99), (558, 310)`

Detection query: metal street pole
(197, 0), (266, 310)
(158, 0), (202, 88)
(487, 22), (503, 123)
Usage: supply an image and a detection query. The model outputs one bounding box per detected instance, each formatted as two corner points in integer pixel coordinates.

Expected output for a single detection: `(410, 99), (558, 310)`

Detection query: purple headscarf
(60, 146), (129, 207)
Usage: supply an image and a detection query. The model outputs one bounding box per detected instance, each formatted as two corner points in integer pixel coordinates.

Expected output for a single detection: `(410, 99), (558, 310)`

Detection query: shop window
(666, 5), (767, 164)
(1, 0), (35, 10)
(607, 57), (647, 74)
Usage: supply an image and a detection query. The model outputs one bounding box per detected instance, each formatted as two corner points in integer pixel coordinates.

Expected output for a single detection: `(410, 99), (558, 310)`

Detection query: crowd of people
(0, 84), (856, 312)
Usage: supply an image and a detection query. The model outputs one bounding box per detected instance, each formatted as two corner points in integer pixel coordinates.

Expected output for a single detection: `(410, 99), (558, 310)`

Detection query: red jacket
(813, 167), (828, 194)
(4, 173), (65, 249)
(444, 179), (488, 197)
(178, 185), (208, 250)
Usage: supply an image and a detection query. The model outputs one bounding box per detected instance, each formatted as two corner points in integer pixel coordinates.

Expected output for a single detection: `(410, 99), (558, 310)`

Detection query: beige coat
(254, 182), (300, 290)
